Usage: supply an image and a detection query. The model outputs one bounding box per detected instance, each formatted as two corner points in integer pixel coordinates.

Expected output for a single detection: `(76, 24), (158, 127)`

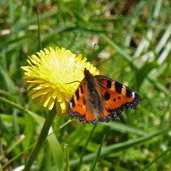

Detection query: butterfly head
(84, 68), (93, 79)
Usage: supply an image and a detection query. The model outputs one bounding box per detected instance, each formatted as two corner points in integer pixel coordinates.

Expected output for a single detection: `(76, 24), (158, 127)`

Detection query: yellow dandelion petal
(47, 97), (55, 110)
(43, 92), (53, 108)
(21, 47), (99, 115)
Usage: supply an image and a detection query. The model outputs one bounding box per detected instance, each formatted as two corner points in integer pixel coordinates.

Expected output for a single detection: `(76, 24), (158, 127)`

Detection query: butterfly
(68, 69), (141, 124)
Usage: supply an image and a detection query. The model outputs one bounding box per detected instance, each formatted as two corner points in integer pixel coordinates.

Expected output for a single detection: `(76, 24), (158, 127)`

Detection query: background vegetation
(0, 0), (171, 170)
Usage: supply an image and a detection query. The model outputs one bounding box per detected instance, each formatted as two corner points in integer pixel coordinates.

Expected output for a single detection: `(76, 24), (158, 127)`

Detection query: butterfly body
(83, 69), (105, 121)
(68, 69), (141, 124)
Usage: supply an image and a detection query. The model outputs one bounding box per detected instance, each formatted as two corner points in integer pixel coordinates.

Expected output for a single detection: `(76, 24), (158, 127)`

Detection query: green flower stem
(24, 109), (56, 171)
(64, 144), (70, 171)
(77, 124), (97, 171)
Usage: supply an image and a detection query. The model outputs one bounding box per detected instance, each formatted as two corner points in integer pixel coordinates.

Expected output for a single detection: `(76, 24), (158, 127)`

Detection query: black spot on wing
(126, 88), (133, 98)
(107, 80), (112, 89)
(80, 84), (84, 94)
(104, 91), (110, 100)
(115, 82), (122, 94)
(75, 89), (79, 100)
(70, 98), (75, 108)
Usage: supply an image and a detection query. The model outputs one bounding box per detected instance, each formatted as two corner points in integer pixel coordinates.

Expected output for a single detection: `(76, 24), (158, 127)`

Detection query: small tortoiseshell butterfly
(68, 69), (141, 124)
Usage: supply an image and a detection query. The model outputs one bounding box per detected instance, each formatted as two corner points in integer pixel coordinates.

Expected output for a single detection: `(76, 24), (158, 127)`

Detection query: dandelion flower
(21, 47), (99, 114)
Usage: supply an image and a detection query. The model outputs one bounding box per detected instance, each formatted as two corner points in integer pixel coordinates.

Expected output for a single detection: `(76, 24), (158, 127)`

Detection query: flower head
(21, 47), (99, 114)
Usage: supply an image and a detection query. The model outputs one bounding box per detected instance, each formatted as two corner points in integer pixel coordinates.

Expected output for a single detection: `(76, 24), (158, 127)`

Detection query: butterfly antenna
(65, 80), (81, 84)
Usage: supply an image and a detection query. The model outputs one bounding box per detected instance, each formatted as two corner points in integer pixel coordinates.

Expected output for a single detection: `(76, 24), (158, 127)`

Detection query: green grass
(0, 0), (171, 170)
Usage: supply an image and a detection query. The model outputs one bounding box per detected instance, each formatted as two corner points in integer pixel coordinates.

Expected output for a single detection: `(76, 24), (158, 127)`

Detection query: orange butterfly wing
(96, 75), (141, 121)
(68, 80), (97, 124)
